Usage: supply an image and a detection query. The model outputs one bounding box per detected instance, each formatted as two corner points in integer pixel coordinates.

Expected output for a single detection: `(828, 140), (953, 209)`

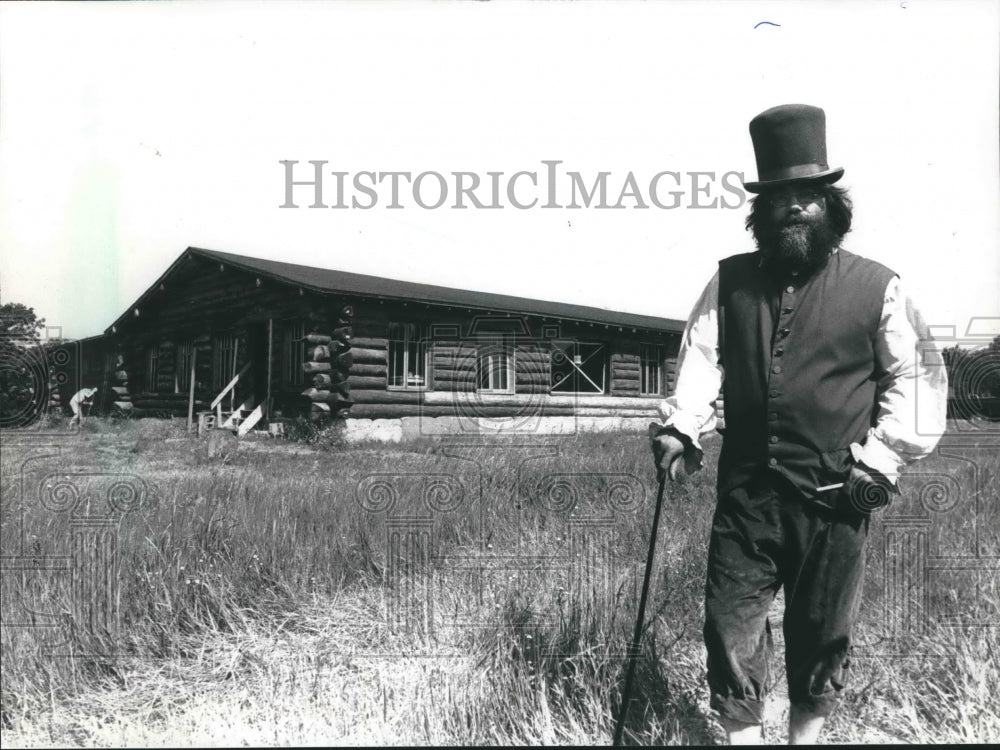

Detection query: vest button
(782, 307), (793, 314)
(778, 328), (790, 338)
(769, 389), (780, 398)
(786, 285), (795, 293)
(768, 412), (778, 421)
(768, 458), (778, 466)
(769, 436), (779, 444)
(774, 348), (784, 357)
(772, 365), (782, 374)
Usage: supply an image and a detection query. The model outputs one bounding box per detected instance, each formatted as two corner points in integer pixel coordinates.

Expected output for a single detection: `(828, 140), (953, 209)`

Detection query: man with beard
(651, 104), (947, 744)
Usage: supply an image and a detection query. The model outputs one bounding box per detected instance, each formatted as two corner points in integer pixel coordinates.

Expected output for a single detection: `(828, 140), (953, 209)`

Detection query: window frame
(476, 345), (515, 394)
(639, 343), (663, 397)
(175, 341), (193, 394)
(387, 322), (431, 391)
(145, 344), (160, 393)
(550, 340), (606, 395)
(282, 319), (307, 388)
(212, 333), (238, 391)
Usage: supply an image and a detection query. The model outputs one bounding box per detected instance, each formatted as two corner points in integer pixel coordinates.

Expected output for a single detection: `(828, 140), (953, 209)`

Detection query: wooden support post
(230, 337), (239, 414)
(187, 346), (197, 432)
(266, 318), (273, 422)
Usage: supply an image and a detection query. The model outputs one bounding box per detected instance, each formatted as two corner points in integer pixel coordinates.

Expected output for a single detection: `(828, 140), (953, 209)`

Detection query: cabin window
(145, 344), (160, 392)
(387, 322), (429, 390)
(640, 344), (663, 396)
(212, 333), (238, 390)
(550, 341), (606, 394)
(282, 320), (306, 387)
(175, 341), (193, 393)
(477, 346), (514, 394)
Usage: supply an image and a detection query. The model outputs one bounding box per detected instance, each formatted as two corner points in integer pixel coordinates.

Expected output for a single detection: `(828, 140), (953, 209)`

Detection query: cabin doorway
(247, 322), (272, 413)
(247, 321), (269, 406)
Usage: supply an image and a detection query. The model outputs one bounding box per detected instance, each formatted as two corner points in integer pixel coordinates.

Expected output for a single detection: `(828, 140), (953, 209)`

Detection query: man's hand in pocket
(844, 462), (898, 513)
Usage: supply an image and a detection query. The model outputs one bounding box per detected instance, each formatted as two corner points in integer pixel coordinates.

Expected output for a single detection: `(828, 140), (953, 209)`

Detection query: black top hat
(743, 104), (844, 193)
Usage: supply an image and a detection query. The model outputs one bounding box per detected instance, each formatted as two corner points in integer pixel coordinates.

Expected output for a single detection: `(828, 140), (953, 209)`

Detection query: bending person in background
(69, 386), (97, 427)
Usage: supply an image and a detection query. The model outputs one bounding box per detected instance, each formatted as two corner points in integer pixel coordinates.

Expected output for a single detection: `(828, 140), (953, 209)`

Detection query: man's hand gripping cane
(648, 423), (703, 482)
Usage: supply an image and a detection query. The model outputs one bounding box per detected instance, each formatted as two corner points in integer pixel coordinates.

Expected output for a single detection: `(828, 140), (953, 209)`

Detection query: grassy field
(1, 418), (997, 745)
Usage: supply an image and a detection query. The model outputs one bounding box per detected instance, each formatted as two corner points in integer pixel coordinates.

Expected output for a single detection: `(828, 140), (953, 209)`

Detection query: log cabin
(78, 247), (687, 439)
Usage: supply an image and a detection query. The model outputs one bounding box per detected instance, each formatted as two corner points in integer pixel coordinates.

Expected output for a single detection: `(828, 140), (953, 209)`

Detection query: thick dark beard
(756, 215), (842, 273)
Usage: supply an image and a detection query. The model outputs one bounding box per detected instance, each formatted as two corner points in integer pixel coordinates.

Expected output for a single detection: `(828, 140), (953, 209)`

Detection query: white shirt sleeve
(70, 387), (96, 407)
(849, 276), (949, 481)
(657, 270), (723, 453)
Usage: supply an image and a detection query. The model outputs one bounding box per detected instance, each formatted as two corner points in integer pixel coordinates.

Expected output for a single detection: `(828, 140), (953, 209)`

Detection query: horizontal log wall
(111, 255), (337, 404)
(347, 405), (661, 419)
(130, 393), (211, 417)
(610, 340), (641, 397)
(341, 301), (683, 414)
(665, 356), (679, 395)
(346, 392), (662, 419)
(515, 343), (549, 395)
(433, 343), (477, 390)
(106, 280), (683, 419)
(608, 341), (679, 399)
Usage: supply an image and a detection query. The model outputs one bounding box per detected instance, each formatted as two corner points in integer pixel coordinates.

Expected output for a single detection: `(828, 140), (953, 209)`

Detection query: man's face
(767, 186), (826, 225)
(756, 183), (838, 271)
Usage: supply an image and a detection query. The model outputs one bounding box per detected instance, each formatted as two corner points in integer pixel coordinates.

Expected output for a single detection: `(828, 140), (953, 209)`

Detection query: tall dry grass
(1, 417), (997, 745)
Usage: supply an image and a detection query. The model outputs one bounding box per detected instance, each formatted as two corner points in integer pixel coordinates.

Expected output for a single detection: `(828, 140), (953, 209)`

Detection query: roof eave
(105, 246), (685, 337)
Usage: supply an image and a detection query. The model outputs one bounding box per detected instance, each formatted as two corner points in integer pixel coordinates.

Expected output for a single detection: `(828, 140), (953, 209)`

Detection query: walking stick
(612, 467), (668, 746)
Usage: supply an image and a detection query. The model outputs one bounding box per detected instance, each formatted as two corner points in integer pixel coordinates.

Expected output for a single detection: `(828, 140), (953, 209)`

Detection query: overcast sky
(1, 0), (997, 341)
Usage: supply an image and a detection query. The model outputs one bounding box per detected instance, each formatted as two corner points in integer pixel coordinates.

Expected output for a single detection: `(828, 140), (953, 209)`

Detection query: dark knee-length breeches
(703, 471), (869, 724)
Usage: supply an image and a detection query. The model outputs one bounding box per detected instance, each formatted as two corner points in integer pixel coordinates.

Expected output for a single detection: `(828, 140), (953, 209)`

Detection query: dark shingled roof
(108, 247), (685, 334)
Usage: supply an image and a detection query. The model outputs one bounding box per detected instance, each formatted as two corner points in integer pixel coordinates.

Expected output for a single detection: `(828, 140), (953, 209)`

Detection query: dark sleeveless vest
(717, 249), (896, 499)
